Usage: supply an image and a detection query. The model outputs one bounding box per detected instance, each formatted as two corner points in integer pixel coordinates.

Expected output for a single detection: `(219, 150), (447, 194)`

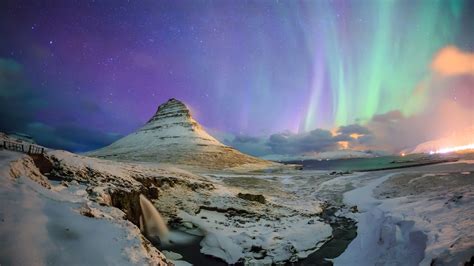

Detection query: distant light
(431, 143), (474, 154)
(401, 152), (405, 157)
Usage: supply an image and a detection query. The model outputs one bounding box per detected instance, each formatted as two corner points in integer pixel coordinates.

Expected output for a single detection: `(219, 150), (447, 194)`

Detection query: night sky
(0, 1), (473, 153)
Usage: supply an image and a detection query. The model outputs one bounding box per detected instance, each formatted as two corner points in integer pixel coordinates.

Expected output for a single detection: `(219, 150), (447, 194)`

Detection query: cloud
(337, 124), (372, 135)
(26, 122), (122, 152)
(224, 126), (375, 157)
(364, 96), (474, 153)
(0, 58), (46, 131)
(431, 46), (474, 76)
(224, 134), (272, 156)
(233, 135), (261, 143)
(335, 123), (374, 147)
(266, 129), (340, 154)
(0, 58), (121, 152)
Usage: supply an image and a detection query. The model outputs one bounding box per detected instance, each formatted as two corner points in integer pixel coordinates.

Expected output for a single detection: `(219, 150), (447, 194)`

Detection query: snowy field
(0, 151), (168, 265)
(0, 148), (473, 265)
(334, 162), (474, 265)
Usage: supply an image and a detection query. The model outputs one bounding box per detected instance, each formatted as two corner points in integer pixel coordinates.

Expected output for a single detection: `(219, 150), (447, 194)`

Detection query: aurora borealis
(292, 0), (470, 131)
(0, 0), (473, 152)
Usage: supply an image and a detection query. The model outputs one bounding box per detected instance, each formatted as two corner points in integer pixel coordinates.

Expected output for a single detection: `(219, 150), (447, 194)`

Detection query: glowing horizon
(430, 143), (474, 155)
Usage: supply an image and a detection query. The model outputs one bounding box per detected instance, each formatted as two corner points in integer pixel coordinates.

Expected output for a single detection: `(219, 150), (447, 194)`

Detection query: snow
(86, 98), (273, 170)
(0, 150), (168, 265)
(333, 173), (427, 265)
(87, 98), (224, 155)
(178, 208), (332, 264)
(2, 136), (473, 265)
(0, 177), (157, 265)
(334, 162), (474, 266)
(47, 149), (208, 186)
(167, 171), (343, 264)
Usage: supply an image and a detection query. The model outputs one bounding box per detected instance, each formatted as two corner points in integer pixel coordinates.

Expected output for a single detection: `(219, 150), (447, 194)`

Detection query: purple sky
(0, 1), (472, 152)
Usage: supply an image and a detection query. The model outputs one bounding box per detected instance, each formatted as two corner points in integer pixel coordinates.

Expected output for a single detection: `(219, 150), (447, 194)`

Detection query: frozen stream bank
(335, 162), (474, 265)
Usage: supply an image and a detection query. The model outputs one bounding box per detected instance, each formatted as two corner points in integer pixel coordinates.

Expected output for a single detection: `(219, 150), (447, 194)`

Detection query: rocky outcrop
(87, 98), (275, 170)
(237, 192), (266, 204)
(8, 154), (51, 189)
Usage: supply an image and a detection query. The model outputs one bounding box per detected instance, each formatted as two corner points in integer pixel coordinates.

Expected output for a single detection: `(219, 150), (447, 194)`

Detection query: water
(139, 194), (169, 241)
(285, 154), (446, 172)
(138, 194), (227, 265)
(162, 230), (227, 266)
(162, 223), (356, 266)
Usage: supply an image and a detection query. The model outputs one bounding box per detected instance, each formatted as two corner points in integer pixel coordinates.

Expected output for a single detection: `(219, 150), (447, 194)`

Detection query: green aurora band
(292, 0), (465, 131)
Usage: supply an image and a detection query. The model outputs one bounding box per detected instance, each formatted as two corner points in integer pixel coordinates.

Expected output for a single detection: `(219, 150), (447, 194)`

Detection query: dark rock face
(237, 193), (266, 204)
(110, 189), (143, 225)
(146, 98), (192, 124)
(29, 154), (54, 175)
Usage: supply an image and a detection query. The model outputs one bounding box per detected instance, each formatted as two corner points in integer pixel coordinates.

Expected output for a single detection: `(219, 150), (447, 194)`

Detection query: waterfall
(139, 194), (169, 244)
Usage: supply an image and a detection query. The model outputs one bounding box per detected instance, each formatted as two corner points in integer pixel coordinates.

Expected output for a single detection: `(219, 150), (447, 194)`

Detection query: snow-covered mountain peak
(147, 98), (191, 124)
(87, 98), (274, 169)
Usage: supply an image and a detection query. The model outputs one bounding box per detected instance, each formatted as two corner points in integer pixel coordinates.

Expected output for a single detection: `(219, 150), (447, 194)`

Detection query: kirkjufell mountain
(88, 98), (273, 169)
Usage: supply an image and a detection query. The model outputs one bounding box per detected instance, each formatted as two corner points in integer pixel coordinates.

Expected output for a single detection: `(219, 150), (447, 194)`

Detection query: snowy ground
(1, 146), (473, 265)
(0, 150), (168, 265)
(333, 162), (474, 266)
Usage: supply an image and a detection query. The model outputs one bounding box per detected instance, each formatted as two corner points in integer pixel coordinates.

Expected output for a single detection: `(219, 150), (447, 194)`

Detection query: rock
(109, 189), (143, 225)
(237, 193), (266, 204)
(148, 185), (159, 198)
(349, 205), (358, 213)
(446, 194), (463, 204)
(8, 155), (51, 189)
(79, 205), (95, 218)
